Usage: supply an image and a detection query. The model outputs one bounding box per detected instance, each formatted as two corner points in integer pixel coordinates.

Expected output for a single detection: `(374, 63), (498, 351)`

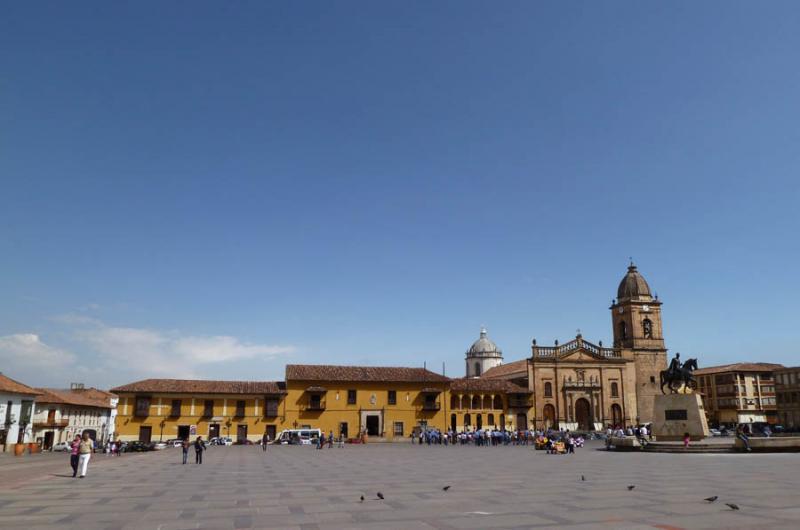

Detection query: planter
(13, 444), (25, 456)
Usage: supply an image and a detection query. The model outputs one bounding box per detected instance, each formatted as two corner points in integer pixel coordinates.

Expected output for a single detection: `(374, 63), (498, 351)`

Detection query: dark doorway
(83, 429), (97, 442)
(177, 425), (190, 440)
(450, 414), (457, 433)
(476, 414), (483, 430)
(516, 413), (527, 431)
(208, 424), (220, 440)
(266, 425), (277, 441)
(43, 431), (54, 450)
(611, 404), (623, 428)
(366, 415), (380, 436)
(139, 426), (152, 443)
(339, 422), (348, 439)
(575, 398), (592, 431)
(543, 404), (556, 429)
(237, 424), (248, 443)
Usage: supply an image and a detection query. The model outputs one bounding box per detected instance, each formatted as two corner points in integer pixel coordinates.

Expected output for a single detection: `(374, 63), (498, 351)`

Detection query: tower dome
(465, 328), (503, 377)
(616, 262), (652, 301)
(468, 327), (503, 357)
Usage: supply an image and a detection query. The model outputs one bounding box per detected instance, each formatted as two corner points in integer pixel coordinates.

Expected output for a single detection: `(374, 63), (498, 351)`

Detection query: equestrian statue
(660, 352), (699, 394)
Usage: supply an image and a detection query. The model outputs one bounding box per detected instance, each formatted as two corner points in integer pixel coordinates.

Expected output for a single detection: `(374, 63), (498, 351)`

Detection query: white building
(0, 373), (39, 452)
(32, 384), (118, 449)
(465, 328), (504, 378)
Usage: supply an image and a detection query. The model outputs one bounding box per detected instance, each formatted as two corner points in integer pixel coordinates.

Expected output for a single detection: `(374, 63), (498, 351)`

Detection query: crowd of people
(409, 427), (585, 451)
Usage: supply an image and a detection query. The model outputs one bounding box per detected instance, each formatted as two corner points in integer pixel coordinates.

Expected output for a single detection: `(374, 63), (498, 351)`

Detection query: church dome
(467, 328), (502, 358)
(617, 262), (652, 301)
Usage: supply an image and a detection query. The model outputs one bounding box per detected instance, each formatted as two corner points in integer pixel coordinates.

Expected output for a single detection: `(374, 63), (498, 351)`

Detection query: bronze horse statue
(660, 358), (698, 394)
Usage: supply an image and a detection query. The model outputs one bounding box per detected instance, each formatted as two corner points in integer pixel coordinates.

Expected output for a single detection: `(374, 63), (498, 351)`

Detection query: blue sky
(2, 2), (799, 388)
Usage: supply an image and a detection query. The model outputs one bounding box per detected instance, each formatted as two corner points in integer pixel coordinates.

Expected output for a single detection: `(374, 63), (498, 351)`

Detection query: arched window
(464, 413), (471, 427)
(483, 396), (492, 409)
(488, 413), (495, 426)
(493, 395), (503, 409)
(499, 413), (505, 430)
(471, 395), (481, 409)
(544, 382), (552, 398)
(611, 382), (619, 398)
(451, 395), (460, 410)
(474, 362), (481, 377)
(450, 413), (457, 432)
(476, 414), (482, 429)
(642, 318), (653, 339)
(619, 321), (627, 341)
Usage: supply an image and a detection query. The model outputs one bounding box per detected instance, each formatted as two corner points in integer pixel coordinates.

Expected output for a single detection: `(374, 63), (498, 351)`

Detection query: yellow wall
(114, 393), (283, 442)
(114, 381), (452, 442)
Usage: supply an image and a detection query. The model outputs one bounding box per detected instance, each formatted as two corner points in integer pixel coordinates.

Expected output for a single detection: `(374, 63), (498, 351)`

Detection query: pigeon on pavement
(627, 485), (636, 491)
(443, 486), (451, 491)
(726, 503), (740, 510)
(704, 496), (718, 502)
(377, 492), (384, 500)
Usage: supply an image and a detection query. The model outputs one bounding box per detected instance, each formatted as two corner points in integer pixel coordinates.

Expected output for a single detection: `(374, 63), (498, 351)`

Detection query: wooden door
(237, 424), (248, 444)
(139, 426), (152, 443)
(575, 398), (592, 431)
(265, 425), (276, 441)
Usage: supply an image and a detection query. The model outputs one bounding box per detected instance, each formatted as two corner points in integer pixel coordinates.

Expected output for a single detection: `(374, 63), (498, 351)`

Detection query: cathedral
(466, 263), (667, 429)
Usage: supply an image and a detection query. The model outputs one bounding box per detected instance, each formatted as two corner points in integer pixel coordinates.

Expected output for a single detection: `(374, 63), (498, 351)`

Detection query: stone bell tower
(610, 262), (667, 424)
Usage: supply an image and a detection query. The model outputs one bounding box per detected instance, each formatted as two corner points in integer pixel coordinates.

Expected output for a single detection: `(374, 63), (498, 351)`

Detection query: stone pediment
(532, 336), (621, 362)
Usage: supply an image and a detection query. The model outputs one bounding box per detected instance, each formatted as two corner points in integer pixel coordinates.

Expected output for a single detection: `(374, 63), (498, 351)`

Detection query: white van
(275, 429), (322, 445)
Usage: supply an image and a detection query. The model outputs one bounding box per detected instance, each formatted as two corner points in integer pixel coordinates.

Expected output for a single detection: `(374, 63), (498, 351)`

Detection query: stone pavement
(0, 441), (798, 529)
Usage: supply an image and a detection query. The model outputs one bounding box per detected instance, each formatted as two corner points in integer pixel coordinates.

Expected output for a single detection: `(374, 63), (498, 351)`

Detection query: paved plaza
(1, 442), (798, 529)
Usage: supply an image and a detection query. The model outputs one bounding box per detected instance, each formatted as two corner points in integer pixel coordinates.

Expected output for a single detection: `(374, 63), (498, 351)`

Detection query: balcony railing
(33, 419), (68, 428)
(508, 399), (531, 408)
(264, 408), (279, 418)
(421, 402), (441, 411)
(533, 337), (621, 359)
(304, 401), (326, 411)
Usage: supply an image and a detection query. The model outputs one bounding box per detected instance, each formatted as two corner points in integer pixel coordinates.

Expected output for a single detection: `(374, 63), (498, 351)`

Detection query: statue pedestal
(652, 393), (709, 441)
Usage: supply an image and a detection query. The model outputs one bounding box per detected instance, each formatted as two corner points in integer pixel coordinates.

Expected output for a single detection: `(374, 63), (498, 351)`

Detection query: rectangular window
(393, 421), (404, 436)
(347, 390), (357, 405)
(135, 396), (151, 417)
(170, 399), (181, 417)
(264, 398), (279, 417)
(235, 400), (246, 417)
(203, 400), (214, 417)
(388, 390), (397, 405)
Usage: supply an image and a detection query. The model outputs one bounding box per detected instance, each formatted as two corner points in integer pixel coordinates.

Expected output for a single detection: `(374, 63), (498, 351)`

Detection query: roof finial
(480, 326), (487, 338)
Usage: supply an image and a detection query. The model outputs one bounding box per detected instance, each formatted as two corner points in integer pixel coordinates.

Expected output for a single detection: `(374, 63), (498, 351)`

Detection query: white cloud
(1, 317), (295, 388)
(69, 317), (294, 381)
(0, 334), (78, 385)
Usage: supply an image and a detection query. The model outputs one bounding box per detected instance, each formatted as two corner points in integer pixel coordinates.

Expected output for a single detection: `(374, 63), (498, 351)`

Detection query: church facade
(477, 263), (667, 429)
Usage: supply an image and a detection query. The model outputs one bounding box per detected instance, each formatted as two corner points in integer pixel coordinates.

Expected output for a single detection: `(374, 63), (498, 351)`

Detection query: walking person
(69, 435), (81, 478)
(262, 432), (269, 452)
(328, 431), (334, 449)
(77, 433), (94, 478)
(194, 436), (206, 464)
(181, 438), (190, 464)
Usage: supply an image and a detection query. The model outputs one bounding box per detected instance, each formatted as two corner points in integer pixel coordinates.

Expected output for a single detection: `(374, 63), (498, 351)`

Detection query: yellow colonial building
(112, 364), (452, 443)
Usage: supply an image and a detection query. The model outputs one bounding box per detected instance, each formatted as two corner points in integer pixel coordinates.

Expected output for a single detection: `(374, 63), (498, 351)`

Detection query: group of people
(412, 428), (551, 447)
(68, 433), (95, 478)
(535, 431), (584, 454)
(606, 424), (650, 446)
(316, 431), (345, 449)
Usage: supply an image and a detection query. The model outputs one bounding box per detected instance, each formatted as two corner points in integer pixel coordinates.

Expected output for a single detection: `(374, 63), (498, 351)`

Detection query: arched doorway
(611, 404), (622, 428)
(451, 413), (457, 432)
(543, 404), (556, 429)
(476, 414), (483, 430)
(464, 413), (471, 429)
(575, 398), (592, 431)
(516, 413), (526, 431)
(499, 413), (505, 430)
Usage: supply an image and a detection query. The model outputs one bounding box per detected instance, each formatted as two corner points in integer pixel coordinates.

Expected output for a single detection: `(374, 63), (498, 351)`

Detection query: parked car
(151, 442), (168, 450)
(52, 441), (71, 452)
(124, 441), (152, 452)
(235, 439), (254, 445)
(218, 437), (233, 446)
(709, 429), (722, 437)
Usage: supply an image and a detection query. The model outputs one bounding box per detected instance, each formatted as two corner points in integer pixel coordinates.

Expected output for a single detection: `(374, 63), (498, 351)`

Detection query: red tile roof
(450, 377), (530, 394)
(693, 362), (785, 376)
(35, 388), (117, 409)
(481, 359), (528, 379)
(110, 379), (286, 394)
(286, 364), (450, 383)
(0, 373), (40, 395)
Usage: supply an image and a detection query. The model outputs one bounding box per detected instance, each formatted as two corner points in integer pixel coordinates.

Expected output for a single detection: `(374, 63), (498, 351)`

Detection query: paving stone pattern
(1, 442), (798, 529)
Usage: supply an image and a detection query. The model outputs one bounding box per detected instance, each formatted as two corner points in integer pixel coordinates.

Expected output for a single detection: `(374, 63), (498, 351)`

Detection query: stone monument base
(652, 393), (710, 441)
